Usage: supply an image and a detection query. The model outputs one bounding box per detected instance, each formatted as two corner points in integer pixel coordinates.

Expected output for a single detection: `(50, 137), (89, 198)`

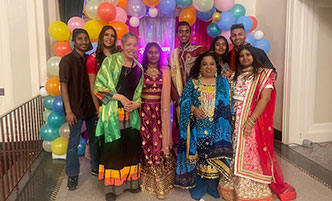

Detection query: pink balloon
(221, 30), (232, 45)
(215, 0), (235, 12)
(67, 17), (86, 32)
(112, 7), (127, 23)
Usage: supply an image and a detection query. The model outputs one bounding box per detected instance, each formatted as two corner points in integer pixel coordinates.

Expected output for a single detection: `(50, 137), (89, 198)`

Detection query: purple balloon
(127, 0), (147, 18)
(217, 12), (236, 31)
(236, 16), (253, 33)
(159, 0), (176, 15)
(53, 96), (64, 115)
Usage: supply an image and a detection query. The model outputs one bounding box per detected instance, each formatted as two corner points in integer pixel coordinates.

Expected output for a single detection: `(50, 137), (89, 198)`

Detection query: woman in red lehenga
(139, 42), (176, 199)
(218, 46), (296, 201)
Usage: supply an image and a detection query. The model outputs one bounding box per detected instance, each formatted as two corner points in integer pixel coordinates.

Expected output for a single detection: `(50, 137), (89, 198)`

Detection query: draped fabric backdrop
(59, 0), (85, 23)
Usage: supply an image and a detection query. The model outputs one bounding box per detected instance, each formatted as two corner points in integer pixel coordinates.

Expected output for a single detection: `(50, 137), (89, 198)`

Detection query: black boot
(105, 193), (116, 201)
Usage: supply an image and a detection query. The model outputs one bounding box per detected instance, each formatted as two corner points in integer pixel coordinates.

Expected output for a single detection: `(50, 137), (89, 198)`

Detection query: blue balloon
(159, 0), (176, 15)
(196, 6), (215, 21)
(44, 95), (55, 111)
(127, 0), (147, 18)
(207, 23), (221, 38)
(48, 111), (66, 129)
(217, 12), (236, 31)
(176, 0), (192, 9)
(40, 124), (60, 141)
(254, 38), (271, 53)
(86, 42), (97, 55)
(77, 137), (87, 156)
(53, 96), (64, 115)
(245, 34), (256, 46)
(236, 16), (253, 33)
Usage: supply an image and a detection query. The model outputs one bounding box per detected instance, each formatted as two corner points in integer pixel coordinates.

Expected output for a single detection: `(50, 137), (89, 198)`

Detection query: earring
(198, 72), (202, 78)
(215, 72), (218, 77)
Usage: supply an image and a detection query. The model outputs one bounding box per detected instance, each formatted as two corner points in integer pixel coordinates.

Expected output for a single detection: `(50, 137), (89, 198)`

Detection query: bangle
(191, 106), (196, 113)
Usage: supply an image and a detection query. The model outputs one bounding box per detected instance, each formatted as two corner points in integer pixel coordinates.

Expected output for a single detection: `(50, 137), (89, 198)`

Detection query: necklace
(124, 60), (135, 76)
(242, 66), (253, 72)
(146, 67), (159, 81)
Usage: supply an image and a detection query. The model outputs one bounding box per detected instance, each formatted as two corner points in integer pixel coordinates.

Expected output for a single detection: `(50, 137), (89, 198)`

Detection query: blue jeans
(66, 116), (100, 177)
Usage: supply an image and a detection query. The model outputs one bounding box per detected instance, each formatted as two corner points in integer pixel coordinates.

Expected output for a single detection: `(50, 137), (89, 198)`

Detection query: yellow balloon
(212, 12), (221, 22)
(51, 137), (68, 155)
(48, 21), (71, 41)
(84, 20), (103, 42)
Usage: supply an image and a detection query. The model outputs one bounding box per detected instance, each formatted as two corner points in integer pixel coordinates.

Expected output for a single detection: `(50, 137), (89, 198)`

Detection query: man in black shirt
(59, 29), (99, 191)
(228, 24), (276, 72)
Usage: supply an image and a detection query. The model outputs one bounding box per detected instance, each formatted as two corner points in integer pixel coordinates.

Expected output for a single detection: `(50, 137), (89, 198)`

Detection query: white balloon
(43, 140), (52, 152)
(40, 87), (49, 97)
(129, 17), (140, 27)
(103, 0), (120, 5)
(254, 30), (264, 40)
(149, 7), (158, 18)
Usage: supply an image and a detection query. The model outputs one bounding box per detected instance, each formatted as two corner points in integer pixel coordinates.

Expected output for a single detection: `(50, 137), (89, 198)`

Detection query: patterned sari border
(234, 69), (273, 184)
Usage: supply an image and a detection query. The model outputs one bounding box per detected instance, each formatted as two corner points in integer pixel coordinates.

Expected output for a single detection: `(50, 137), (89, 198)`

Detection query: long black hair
(141, 42), (163, 71)
(189, 51), (222, 79)
(234, 45), (265, 81)
(95, 25), (118, 69)
(209, 36), (229, 64)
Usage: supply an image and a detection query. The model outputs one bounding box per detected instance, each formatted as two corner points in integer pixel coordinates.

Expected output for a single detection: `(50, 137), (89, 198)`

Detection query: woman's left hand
(124, 101), (140, 112)
(243, 123), (253, 136)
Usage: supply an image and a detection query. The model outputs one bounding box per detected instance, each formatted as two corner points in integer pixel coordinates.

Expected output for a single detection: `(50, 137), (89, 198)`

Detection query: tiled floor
(54, 156), (332, 201)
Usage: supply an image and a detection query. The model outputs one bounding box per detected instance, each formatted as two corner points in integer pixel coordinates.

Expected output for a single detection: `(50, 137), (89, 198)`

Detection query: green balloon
(43, 95), (55, 110)
(47, 56), (61, 76)
(230, 4), (246, 19)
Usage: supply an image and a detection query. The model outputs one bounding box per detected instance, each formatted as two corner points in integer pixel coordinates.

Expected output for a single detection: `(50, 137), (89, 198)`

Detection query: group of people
(59, 21), (297, 201)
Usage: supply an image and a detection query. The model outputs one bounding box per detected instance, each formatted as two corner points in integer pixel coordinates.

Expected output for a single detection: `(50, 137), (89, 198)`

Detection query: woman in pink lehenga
(139, 42), (175, 199)
(219, 46), (296, 201)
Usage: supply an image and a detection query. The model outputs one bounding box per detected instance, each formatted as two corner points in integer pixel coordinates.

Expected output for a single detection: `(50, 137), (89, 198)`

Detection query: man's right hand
(66, 112), (77, 127)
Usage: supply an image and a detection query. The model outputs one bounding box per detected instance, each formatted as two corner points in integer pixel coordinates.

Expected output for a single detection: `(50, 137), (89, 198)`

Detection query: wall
(0, 0), (59, 116)
(283, 0), (332, 143)
(255, 0), (287, 131)
(314, 7), (332, 124)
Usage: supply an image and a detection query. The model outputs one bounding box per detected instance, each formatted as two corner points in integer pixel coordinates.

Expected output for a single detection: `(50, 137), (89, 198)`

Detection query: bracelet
(250, 112), (259, 121)
(246, 117), (256, 127)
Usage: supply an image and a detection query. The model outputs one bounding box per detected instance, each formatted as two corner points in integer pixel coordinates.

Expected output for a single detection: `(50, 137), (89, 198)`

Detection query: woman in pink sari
(139, 42), (175, 199)
(219, 46), (296, 201)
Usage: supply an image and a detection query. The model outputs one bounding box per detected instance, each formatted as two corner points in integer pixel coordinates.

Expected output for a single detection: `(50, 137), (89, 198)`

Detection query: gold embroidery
(263, 147), (267, 152)
(154, 142), (158, 146)
(142, 141), (146, 145)
(147, 135), (150, 139)
(204, 130), (209, 135)
(268, 126), (272, 131)
(147, 106), (150, 110)
(159, 134), (163, 138)
(141, 127), (145, 131)
(157, 120), (161, 124)
(142, 113), (145, 117)
(152, 114), (156, 118)
(156, 107), (159, 111)
(153, 128), (157, 132)
(146, 120), (150, 124)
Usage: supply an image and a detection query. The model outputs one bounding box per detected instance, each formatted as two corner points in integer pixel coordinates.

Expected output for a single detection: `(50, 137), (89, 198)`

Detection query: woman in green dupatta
(94, 32), (143, 201)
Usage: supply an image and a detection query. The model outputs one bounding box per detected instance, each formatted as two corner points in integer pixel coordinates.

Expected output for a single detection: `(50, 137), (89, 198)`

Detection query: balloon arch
(41, 0), (271, 157)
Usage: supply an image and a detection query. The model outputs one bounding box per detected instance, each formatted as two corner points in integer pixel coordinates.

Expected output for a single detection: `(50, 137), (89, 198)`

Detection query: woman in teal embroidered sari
(94, 32), (143, 201)
(175, 52), (233, 200)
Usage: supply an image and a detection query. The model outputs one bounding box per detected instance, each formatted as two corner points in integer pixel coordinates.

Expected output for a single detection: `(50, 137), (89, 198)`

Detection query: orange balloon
(54, 41), (72, 57)
(97, 2), (117, 22)
(179, 7), (196, 26)
(46, 77), (61, 97)
(109, 21), (129, 39)
(143, 0), (160, 7)
(117, 0), (128, 9)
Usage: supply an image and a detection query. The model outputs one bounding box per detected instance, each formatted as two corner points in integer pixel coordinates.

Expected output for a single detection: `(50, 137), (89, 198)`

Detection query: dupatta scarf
(175, 75), (233, 188)
(234, 68), (296, 200)
(94, 52), (144, 143)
